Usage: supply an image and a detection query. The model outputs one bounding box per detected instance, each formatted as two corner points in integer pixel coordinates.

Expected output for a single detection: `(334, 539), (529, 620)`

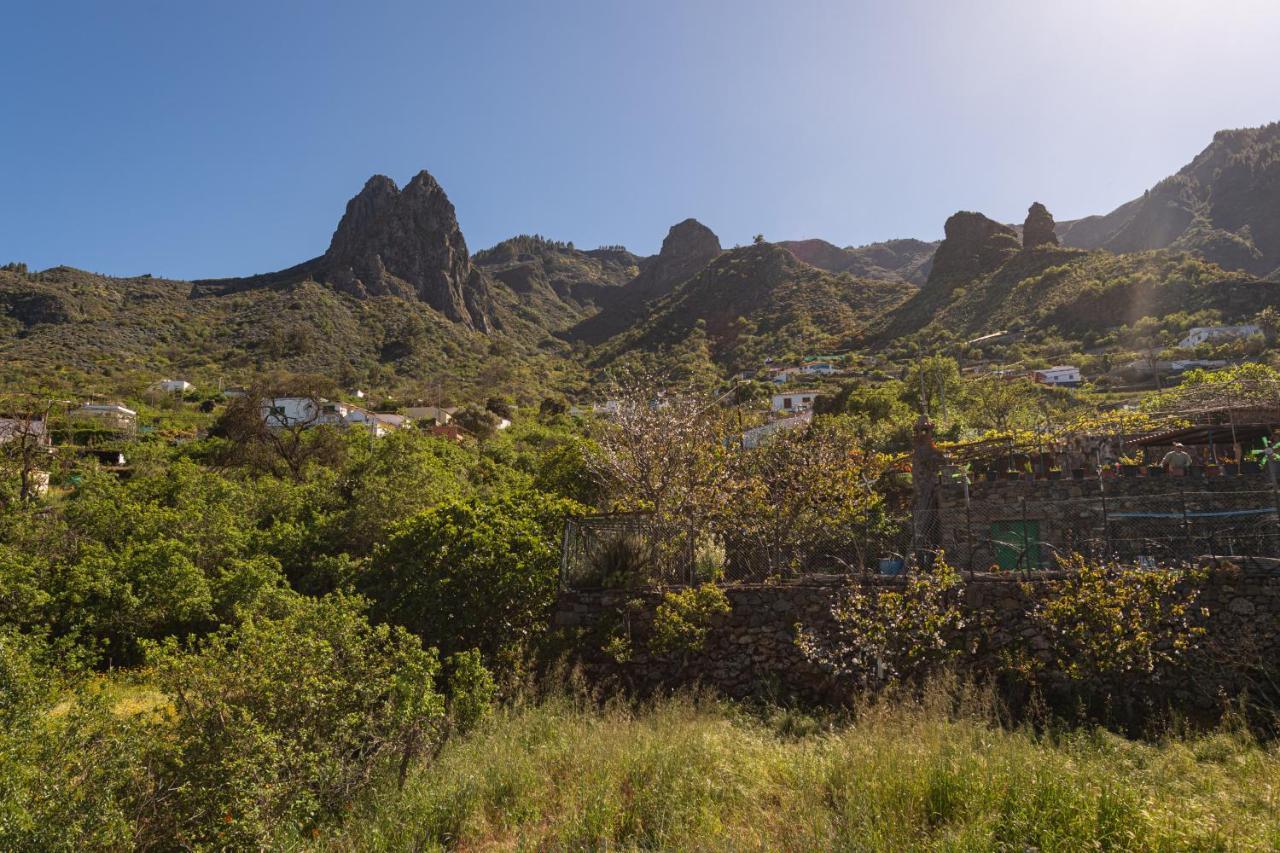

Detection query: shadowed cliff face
(1022, 202), (1059, 250)
(567, 218), (723, 344)
(925, 211), (1021, 291)
(1058, 122), (1280, 279)
(318, 171), (493, 330)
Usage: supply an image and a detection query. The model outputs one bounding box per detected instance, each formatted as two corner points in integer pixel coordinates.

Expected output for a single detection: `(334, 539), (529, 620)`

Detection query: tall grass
(324, 685), (1280, 851)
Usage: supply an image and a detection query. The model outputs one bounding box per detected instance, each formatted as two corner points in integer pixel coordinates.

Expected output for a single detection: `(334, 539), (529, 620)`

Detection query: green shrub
(144, 593), (444, 847)
(366, 491), (584, 662)
(650, 583), (731, 656)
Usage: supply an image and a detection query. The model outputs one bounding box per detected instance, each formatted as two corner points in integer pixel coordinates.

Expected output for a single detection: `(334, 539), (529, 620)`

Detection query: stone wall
(935, 470), (1280, 569)
(553, 562), (1280, 710)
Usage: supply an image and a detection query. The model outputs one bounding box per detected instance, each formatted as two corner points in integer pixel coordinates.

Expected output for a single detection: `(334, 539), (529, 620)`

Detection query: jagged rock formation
(1022, 202), (1059, 250)
(567, 218), (722, 344)
(926, 212), (1021, 289)
(1057, 122), (1280, 276)
(316, 171), (494, 331)
(194, 170), (497, 332)
(777, 237), (937, 285)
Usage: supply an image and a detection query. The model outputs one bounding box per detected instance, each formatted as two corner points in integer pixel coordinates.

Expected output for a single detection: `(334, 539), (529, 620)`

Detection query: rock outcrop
(1022, 202), (1059, 250)
(316, 171), (493, 330)
(925, 211), (1021, 290)
(567, 218), (722, 344)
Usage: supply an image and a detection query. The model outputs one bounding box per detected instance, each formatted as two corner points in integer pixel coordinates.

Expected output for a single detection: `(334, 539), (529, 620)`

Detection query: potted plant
(1118, 455), (1142, 477)
(1047, 467), (1063, 481)
(1223, 460), (1240, 476)
(1147, 464), (1164, 477)
(1204, 462), (1221, 477)
(1100, 464), (1117, 479)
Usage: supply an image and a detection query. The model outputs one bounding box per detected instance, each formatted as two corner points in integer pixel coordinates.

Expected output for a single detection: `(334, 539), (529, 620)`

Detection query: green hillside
(595, 242), (914, 374)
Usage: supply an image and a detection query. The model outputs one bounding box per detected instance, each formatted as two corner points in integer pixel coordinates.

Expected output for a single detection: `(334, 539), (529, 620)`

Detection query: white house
(260, 397), (401, 436)
(800, 361), (837, 376)
(153, 379), (194, 394)
(742, 412), (811, 449)
(1178, 325), (1262, 349)
(71, 403), (138, 432)
(1031, 366), (1081, 387)
(770, 389), (820, 413)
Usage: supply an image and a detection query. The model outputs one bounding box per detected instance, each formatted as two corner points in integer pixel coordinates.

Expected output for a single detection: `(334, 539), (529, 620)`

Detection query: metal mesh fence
(561, 484), (1280, 589)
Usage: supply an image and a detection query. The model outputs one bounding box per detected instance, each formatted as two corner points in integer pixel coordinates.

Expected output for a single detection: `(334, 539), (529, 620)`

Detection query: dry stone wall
(554, 562), (1280, 709)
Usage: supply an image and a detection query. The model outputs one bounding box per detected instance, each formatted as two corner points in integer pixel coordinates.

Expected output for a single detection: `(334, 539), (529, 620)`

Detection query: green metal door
(990, 520), (1041, 571)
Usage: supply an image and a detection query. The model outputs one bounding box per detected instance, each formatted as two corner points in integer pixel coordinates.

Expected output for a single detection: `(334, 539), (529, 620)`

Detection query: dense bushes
(0, 594), (470, 848)
(365, 491), (585, 661)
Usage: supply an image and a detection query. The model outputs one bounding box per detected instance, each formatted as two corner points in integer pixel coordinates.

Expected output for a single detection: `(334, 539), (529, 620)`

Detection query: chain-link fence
(561, 485), (1280, 589)
(934, 486), (1280, 572)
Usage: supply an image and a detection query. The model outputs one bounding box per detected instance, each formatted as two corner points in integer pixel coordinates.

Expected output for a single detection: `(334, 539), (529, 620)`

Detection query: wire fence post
(1020, 496), (1030, 575)
(1099, 480), (1112, 563)
(1269, 461), (1280, 558)
(1177, 481), (1187, 560)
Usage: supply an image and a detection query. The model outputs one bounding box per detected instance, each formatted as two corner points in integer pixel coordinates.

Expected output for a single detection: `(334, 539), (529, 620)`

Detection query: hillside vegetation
(329, 690), (1280, 851)
(597, 242), (914, 373)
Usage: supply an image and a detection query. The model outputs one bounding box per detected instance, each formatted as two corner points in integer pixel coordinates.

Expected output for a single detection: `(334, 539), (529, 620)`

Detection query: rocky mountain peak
(1022, 202), (1060, 250)
(925, 211), (1021, 289)
(648, 219), (722, 291)
(319, 169), (491, 330)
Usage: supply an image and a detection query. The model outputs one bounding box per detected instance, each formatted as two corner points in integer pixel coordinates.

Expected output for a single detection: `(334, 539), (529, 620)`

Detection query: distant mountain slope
(566, 219), (723, 345)
(777, 237), (937, 285)
(875, 206), (1278, 343)
(1058, 122), (1280, 279)
(472, 236), (638, 333)
(596, 242), (914, 372)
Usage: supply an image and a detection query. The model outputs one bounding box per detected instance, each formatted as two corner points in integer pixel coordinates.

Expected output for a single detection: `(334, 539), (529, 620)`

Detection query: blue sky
(3, 0), (1279, 279)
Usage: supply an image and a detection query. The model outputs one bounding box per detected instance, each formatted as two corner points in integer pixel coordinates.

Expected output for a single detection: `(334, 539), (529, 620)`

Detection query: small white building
(1178, 325), (1262, 349)
(260, 397), (401, 436)
(1031, 366), (1081, 387)
(800, 361), (837, 376)
(153, 379), (194, 394)
(770, 389), (820, 413)
(71, 403), (138, 432)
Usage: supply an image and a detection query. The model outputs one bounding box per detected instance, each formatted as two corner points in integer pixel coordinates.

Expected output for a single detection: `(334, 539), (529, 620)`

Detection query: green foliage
(799, 564), (967, 688)
(650, 583), (731, 656)
(146, 593), (444, 846)
(328, 691), (1280, 850)
(365, 491), (585, 662)
(1017, 556), (1204, 700)
(444, 649), (497, 736)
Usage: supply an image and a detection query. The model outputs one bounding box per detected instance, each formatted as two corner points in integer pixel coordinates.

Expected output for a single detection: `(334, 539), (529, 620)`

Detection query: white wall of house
(1178, 325), (1262, 349)
(770, 391), (819, 412)
(1033, 366), (1081, 386)
(72, 403), (138, 431)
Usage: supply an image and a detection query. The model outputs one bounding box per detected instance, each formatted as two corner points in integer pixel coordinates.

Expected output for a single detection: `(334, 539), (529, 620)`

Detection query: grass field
(324, 688), (1280, 851)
